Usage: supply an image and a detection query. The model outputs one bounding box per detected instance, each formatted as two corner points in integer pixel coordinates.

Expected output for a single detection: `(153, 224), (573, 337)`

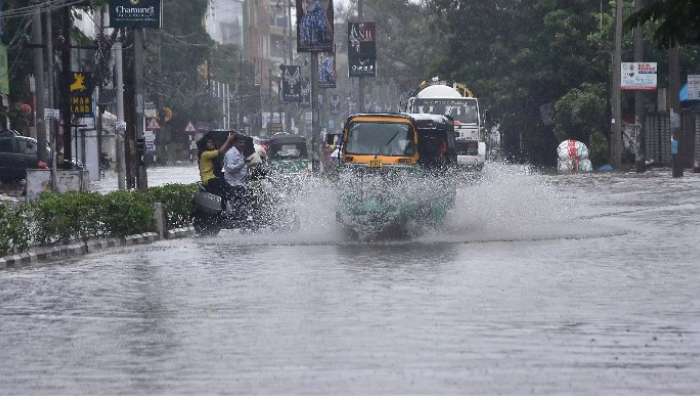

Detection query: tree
(554, 83), (608, 144)
(626, 0), (700, 47)
(426, 0), (614, 165)
(348, 0), (445, 95)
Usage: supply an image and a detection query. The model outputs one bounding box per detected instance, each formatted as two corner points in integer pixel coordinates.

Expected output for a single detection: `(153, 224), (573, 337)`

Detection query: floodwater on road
(1, 164), (699, 395)
(92, 164), (199, 193)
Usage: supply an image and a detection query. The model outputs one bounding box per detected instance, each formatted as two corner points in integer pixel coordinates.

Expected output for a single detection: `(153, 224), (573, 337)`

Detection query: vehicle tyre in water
(193, 213), (221, 237)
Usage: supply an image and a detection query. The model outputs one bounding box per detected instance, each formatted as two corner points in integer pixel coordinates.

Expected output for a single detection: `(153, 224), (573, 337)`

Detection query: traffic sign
(146, 117), (161, 130)
(185, 121), (196, 133)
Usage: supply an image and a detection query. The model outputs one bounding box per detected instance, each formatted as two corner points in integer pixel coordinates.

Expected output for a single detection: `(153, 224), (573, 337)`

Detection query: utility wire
(2, 0), (89, 19)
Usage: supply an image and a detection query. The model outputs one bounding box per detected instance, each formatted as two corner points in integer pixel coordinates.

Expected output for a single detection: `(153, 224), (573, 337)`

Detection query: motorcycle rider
(223, 136), (251, 219)
(199, 132), (237, 199)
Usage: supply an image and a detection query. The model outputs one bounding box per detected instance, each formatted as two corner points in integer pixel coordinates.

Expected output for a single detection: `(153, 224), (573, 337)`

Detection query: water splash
(200, 163), (624, 246)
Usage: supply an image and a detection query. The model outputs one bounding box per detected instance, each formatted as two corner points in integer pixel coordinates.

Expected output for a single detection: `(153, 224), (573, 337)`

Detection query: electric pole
(669, 45), (682, 178)
(633, 0), (646, 173)
(61, 7), (72, 165)
(115, 39), (126, 191)
(611, 0), (623, 168)
(311, 52), (320, 172)
(95, 5), (104, 180)
(31, 7), (48, 163)
(45, 2), (57, 188)
(357, 0), (365, 113)
(134, 28), (148, 190)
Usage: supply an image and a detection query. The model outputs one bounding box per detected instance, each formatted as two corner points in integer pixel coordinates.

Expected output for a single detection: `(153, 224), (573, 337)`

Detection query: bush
(31, 192), (104, 244)
(100, 191), (155, 237)
(0, 204), (31, 257)
(1, 184), (196, 257)
(142, 184), (197, 230)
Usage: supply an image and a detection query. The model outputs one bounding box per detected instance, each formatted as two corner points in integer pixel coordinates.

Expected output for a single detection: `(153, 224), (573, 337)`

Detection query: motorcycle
(191, 164), (299, 236)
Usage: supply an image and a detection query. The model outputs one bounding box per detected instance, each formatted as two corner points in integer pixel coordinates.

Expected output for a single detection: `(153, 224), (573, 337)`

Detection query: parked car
(0, 130), (82, 183)
(0, 130), (47, 183)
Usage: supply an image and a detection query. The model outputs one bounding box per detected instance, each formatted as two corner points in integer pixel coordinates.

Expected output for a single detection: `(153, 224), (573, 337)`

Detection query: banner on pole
(301, 78), (312, 106)
(318, 51), (337, 88)
(68, 71), (94, 118)
(296, 0), (334, 52)
(109, 0), (162, 29)
(348, 22), (376, 77)
(621, 62), (657, 91)
(281, 65), (302, 102)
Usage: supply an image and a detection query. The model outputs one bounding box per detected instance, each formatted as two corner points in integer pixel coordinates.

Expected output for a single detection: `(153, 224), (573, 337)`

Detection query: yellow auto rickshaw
(336, 113), (454, 238)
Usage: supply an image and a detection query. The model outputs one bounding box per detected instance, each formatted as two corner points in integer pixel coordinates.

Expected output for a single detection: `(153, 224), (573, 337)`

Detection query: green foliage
(139, 184), (197, 230)
(31, 192), (104, 244)
(626, 0), (700, 47)
(428, 0), (614, 165)
(0, 204), (31, 257)
(553, 83), (608, 144)
(0, 185), (196, 257)
(143, 0), (219, 137)
(353, 0), (445, 89)
(98, 191), (155, 238)
(590, 131), (610, 168)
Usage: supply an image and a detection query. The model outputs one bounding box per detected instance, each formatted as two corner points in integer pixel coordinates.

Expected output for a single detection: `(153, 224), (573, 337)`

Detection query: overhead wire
(1, 0), (90, 19)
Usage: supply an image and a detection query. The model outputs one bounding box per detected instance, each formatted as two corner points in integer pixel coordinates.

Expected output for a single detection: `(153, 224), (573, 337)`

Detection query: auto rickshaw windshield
(269, 142), (308, 159)
(346, 122), (415, 156)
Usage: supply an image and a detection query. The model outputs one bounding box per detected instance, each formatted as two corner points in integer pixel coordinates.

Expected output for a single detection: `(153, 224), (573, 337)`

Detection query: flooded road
(1, 164), (699, 395)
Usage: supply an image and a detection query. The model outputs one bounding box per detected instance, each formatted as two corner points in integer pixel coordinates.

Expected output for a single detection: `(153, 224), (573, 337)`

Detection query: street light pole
(114, 39), (126, 191)
(134, 28), (148, 190)
(357, 0), (365, 113)
(31, 7), (48, 163)
(45, 3), (57, 189)
(611, 0), (623, 168)
(634, 0), (646, 173)
(311, 52), (320, 172)
(669, 46), (682, 178)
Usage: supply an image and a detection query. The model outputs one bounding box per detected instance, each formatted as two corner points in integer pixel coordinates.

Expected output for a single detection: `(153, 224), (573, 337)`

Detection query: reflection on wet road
(1, 165), (699, 394)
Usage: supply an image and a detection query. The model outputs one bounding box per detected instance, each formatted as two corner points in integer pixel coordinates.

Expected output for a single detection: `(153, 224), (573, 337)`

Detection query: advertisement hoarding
(318, 51), (337, 88)
(281, 65), (302, 102)
(687, 75), (700, 101)
(621, 62), (657, 91)
(68, 71), (94, 118)
(296, 0), (334, 52)
(301, 78), (311, 106)
(109, 0), (162, 29)
(348, 22), (376, 77)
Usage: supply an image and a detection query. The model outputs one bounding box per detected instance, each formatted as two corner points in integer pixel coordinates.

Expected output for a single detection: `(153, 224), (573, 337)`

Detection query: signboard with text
(687, 75), (700, 101)
(109, 0), (162, 29)
(621, 62), (657, 91)
(348, 22), (376, 77)
(68, 71), (94, 118)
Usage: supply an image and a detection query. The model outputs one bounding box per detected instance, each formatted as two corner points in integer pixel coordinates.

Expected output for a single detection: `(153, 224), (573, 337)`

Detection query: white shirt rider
(223, 145), (248, 188)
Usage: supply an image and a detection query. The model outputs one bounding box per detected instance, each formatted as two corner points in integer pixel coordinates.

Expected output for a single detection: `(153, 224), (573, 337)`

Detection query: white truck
(406, 81), (486, 170)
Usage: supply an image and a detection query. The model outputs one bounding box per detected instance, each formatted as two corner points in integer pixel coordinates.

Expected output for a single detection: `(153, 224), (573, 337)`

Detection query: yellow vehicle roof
(345, 113), (414, 125)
